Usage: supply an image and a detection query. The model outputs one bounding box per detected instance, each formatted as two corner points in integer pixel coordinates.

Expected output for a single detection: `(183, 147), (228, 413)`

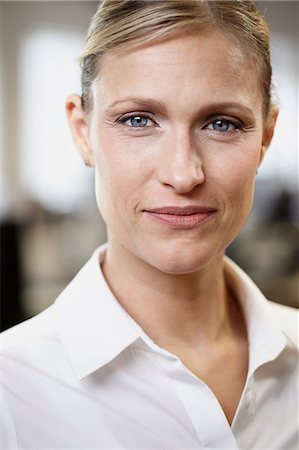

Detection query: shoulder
(1, 306), (65, 386)
(267, 301), (299, 349)
(1, 305), (57, 352)
(0, 303), (72, 382)
(0, 303), (75, 403)
(1, 306), (66, 449)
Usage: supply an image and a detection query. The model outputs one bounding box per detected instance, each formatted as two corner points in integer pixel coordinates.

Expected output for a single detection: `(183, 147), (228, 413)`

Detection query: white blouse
(1, 244), (298, 449)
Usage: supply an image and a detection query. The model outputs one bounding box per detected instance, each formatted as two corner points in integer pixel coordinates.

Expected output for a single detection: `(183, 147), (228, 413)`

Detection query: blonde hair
(80, 0), (272, 116)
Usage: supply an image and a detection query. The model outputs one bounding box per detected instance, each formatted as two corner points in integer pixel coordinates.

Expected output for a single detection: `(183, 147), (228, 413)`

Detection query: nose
(156, 129), (205, 194)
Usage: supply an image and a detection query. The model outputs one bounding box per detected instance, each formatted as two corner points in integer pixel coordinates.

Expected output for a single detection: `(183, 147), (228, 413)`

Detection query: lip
(143, 205), (217, 229)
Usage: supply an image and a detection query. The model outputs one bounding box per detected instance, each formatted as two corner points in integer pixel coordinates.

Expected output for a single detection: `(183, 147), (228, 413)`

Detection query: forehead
(93, 31), (263, 115)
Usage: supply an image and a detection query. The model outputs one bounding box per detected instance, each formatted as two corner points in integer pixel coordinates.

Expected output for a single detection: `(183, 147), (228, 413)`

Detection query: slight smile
(143, 206), (217, 229)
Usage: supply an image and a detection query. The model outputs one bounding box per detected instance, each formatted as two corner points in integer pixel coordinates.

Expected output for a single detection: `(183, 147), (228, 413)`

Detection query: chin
(143, 243), (220, 275)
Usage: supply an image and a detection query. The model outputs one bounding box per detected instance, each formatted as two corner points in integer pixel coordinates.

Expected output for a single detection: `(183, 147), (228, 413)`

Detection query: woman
(1, 1), (298, 449)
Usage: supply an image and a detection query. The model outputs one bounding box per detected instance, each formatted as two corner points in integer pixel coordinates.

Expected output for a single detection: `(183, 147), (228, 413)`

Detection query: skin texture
(66, 30), (277, 424)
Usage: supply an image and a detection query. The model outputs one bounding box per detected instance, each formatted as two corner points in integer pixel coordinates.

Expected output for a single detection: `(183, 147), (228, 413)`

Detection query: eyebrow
(105, 97), (256, 119)
(106, 97), (167, 113)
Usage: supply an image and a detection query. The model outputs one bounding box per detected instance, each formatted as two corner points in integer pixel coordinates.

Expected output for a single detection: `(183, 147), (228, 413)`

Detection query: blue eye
(125, 116), (151, 127)
(208, 119), (239, 132)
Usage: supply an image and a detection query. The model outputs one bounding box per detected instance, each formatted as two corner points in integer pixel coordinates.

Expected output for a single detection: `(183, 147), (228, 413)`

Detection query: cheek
(218, 156), (258, 232)
(92, 134), (150, 225)
(229, 173), (255, 212)
(205, 137), (261, 226)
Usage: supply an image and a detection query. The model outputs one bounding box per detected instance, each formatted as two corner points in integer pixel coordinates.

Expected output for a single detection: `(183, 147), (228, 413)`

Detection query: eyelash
(205, 117), (244, 132)
(117, 112), (156, 127)
(116, 113), (244, 132)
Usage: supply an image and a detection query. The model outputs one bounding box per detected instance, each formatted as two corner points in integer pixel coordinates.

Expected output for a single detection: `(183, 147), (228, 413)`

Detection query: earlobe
(65, 94), (95, 167)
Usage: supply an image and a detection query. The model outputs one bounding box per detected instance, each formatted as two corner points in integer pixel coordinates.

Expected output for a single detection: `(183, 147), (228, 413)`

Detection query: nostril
(158, 166), (205, 194)
(155, 137), (205, 193)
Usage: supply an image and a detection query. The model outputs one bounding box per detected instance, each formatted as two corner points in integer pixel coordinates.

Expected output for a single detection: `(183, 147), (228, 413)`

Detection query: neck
(102, 242), (242, 349)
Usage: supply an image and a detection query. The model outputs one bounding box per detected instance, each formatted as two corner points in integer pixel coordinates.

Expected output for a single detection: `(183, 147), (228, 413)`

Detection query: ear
(65, 94), (95, 167)
(259, 105), (279, 166)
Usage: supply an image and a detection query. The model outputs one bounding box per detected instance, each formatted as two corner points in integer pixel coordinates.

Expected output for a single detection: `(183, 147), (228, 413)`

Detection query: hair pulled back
(80, 0), (272, 116)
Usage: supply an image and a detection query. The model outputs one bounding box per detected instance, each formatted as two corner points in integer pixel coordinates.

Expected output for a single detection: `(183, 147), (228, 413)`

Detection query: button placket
(171, 361), (240, 450)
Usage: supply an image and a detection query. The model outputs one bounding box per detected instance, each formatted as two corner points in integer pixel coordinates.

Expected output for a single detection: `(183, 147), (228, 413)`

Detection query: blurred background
(0, 1), (298, 331)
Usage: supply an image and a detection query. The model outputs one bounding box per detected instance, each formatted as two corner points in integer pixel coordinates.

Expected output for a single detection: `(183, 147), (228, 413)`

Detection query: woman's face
(72, 31), (276, 274)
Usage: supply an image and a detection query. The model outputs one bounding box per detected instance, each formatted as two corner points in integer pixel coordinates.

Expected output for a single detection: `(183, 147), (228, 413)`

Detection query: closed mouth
(143, 206), (217, 228)
(144, 205), (217, 215)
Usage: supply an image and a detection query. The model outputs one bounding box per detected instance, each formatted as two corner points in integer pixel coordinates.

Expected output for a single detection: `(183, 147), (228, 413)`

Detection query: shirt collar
(224, 257), (288, 376)
(55, 244), (141, 380)
(55, 244), (289, 381)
